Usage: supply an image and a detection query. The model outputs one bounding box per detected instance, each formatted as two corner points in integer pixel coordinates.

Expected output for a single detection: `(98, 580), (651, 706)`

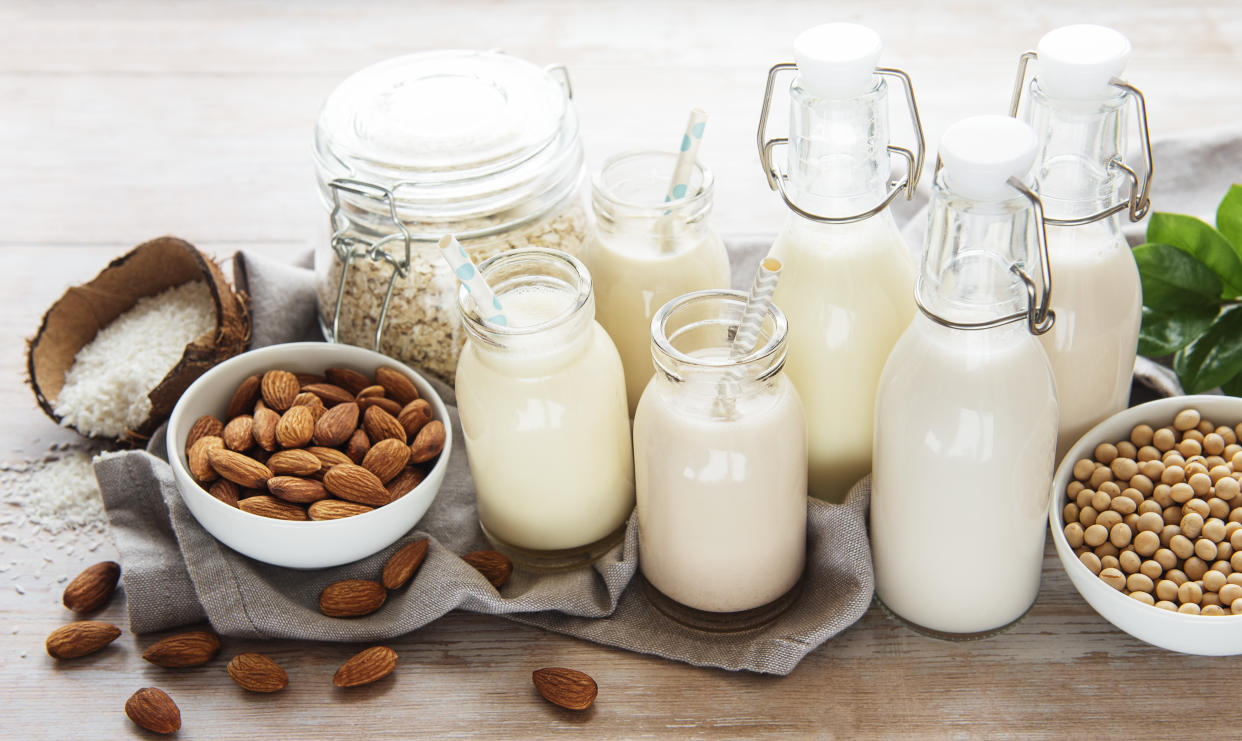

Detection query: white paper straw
(665, 108), (708, 203)
(713, 257), (783, 418)
(438, 235), (508, 327)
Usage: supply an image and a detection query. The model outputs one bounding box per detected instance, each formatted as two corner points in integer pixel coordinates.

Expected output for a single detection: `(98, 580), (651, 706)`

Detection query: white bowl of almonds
(1050, 395), (1242, 655)
(166, 342), (451, 569)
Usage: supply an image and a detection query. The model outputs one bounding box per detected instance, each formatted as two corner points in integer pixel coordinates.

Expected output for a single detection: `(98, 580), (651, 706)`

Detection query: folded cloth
(95, 242), (874, 676)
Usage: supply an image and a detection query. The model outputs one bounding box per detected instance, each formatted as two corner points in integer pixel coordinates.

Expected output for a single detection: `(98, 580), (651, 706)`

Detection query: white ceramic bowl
(1050, 394), (1242, 655)
(166, 342), (452, 569)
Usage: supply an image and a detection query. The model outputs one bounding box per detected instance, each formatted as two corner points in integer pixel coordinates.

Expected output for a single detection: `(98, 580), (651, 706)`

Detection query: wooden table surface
(3, 1), (1241, 738)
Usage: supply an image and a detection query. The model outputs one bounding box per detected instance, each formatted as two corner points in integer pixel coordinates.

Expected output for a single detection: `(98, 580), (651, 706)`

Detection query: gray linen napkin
(95, 241), (874, 676)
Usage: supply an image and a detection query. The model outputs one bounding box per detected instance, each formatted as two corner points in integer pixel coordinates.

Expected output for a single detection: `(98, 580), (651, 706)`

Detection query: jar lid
(314, 50), (581, 227)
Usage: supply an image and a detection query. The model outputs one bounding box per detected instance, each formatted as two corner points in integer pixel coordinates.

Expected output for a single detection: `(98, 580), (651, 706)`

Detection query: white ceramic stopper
(939, 115), (1038, 202)
(1036, 24), (1131, 101)
(793, 23), (882, 99)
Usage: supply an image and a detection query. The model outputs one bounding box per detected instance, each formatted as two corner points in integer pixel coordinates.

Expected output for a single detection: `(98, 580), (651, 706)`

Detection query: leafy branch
(1136, 184), (1242, 395)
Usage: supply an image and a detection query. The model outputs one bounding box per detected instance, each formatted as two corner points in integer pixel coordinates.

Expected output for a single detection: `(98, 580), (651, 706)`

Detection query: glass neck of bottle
(786, 76), (890, 219)
(918, 171), (1041, 326)
(1023, 79), (1128, 222)
(591, 150), (714, 242)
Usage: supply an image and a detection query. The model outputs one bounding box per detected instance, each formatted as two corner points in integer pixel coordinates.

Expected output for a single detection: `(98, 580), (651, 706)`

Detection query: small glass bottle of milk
(454, 248), (635, 570)
(634, 289), (807, 630)
(1009, 25), (1153, 459)
(871, 116), (1059, 638)
(581, 151), (731, 417)
(756, 23), (926, 503)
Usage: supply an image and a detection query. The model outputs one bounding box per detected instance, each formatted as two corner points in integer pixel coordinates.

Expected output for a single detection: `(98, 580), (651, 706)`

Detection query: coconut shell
(27, 236), (250, 444)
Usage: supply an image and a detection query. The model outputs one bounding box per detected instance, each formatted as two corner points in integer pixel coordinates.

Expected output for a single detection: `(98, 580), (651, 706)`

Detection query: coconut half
(27, 235), (251, 444)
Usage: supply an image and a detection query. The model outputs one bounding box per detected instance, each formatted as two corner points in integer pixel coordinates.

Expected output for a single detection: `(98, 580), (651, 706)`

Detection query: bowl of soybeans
(1050, 395), (1242, 655)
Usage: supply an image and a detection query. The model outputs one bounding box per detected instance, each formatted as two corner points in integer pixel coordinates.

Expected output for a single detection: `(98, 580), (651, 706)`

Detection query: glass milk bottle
(581, 151), (730, 416)
(871, 116), (1059, 637)
(1010, 25), (1153, 458)
(634, 289), (807, 629)
(757, 23), (925, 502)
(454, 248), (634, 569)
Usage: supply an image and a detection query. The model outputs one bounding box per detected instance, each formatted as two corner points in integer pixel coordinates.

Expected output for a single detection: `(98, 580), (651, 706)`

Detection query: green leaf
(1218, 184), (1242, 252)
(1133, 242), (1223, 312)
(1138, 305), (1217, 357)
(1147, 212), (1242, 298)
(1222, 372), (1242, 399)
(1173, 305), (1242, 393)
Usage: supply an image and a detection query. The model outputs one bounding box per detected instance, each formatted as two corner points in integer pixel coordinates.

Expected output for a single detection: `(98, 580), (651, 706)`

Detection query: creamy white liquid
(1039, 223), (1141, 459)
(634, 360), (807, 613)
(456, 287), (635, 551)
(871, 315), (1058, 634)
(767, 212), (915, 502)
(584, 228), (730, 416)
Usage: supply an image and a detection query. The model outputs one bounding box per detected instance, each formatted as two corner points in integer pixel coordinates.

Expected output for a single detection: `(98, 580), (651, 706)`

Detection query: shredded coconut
(0, 450), (105, 533)
(54, 280), (216, 437)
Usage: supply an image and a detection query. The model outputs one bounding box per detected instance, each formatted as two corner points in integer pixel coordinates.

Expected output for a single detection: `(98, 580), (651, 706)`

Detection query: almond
(295, 372), (325, 386)
(275, 405), (315, 448)
(188, 435), (224, 482)
(356, 384), (387, 400)
(307, 499), (374, 520)
(125, 687), (181, 735)
(323, 464), (391, 507)
(410, 420), (447, 464)
(208, 448), (273, 488)
(252, 406), (280, 452)
(382, 539), (429, 590)
(362, 438), (410, 483)
(226, 374), (262, 420)
(142, 630), (222, 668)
(363, 405), (406, 444)
(462, 550), (512, 588)
(319, 579), (387, 617)
(307, 446), (354, 468)
(385, 466), (427, 500)
(186, 415), (224, 449)
(532, 667), (597, 711)
(261, 369), (299, 411)
(302, 382), (355, 406)
(397, 399), (434, 438)
(222, 414), (254, 452)
(325, 367), (371, 395)
(375, 366), (420, 405)
(345, 428), (371, 464)
(268, 449), (322, 476)
(333, 646), (397, 688)
(62, 561), (121, 613)
(357, 396), (403, 416)
(208, 480), (241, 507)
(239, 495), (308, 520)
(267, 476), (329, 504)
(313, 401), (359, 447)
(227, 653), (289, 693)
(46, 620), (121, 659)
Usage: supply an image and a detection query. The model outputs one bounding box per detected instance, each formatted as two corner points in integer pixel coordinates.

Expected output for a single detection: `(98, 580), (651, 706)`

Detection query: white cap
(794, 23), (882, 99)
(939, 115), (1038, 202)
(1036, 24), (1131, 101)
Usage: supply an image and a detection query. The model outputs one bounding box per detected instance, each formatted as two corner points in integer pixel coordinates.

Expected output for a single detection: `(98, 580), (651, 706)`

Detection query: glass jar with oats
(313, 50), (589, 383)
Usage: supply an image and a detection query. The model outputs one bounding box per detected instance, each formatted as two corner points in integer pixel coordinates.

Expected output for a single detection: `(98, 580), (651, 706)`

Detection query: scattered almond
(252, 406), (280, 452)
(358, 396), (403, 416)
(267, 476), (329, 504)
(294, 372), (324, 386)
(275, 405), (315, 448)
(397, 399), (433, 438)
(382, 539), (429, 590)
(307, 499), (374, 520)
(532, 667), (597, 711)
(323, 464), (391, 507)
(62, 560), (121, 613)
(302, 382), (355, 406)
(187, 435), (224, 483)
(462, 550), (512, 588)
(261, 369), (300, 411)
(208, 479), (241, 507)
(46, 621), (121, 659)
(125, 687), (181, 735)
(292, 390), (325, 409)
(267, 449), (322, 477)
(226, 375), (262, 420)
(142, 630), (222, 668)
(313, 401), (359, 447)
(333, 646), (397, 688)
(320, 579), (387, 617)
(239, 495), (308, 521)
(325, 367), (371, 395)
(227, 653), (289, 693)
(363, 405), (407, 444)
(208, 448), (273, 489)
(356, 384), (386, 400)
(410, 420), (447, 464)
(362, 438), (411, 484)
(385, 466), (426, 500)
(345, 428), (371, 463)
(375, 366), (419, 405)
(222, 414), (254, 452)
(186, 415), (224, 449)
(307, 446), (353, 468)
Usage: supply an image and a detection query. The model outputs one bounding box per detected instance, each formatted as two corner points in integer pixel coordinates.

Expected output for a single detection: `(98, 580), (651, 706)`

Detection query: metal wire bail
(756, 62), (926, 225)
(325, 178), (414, 352)
(1007, 50), (1154, 225)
